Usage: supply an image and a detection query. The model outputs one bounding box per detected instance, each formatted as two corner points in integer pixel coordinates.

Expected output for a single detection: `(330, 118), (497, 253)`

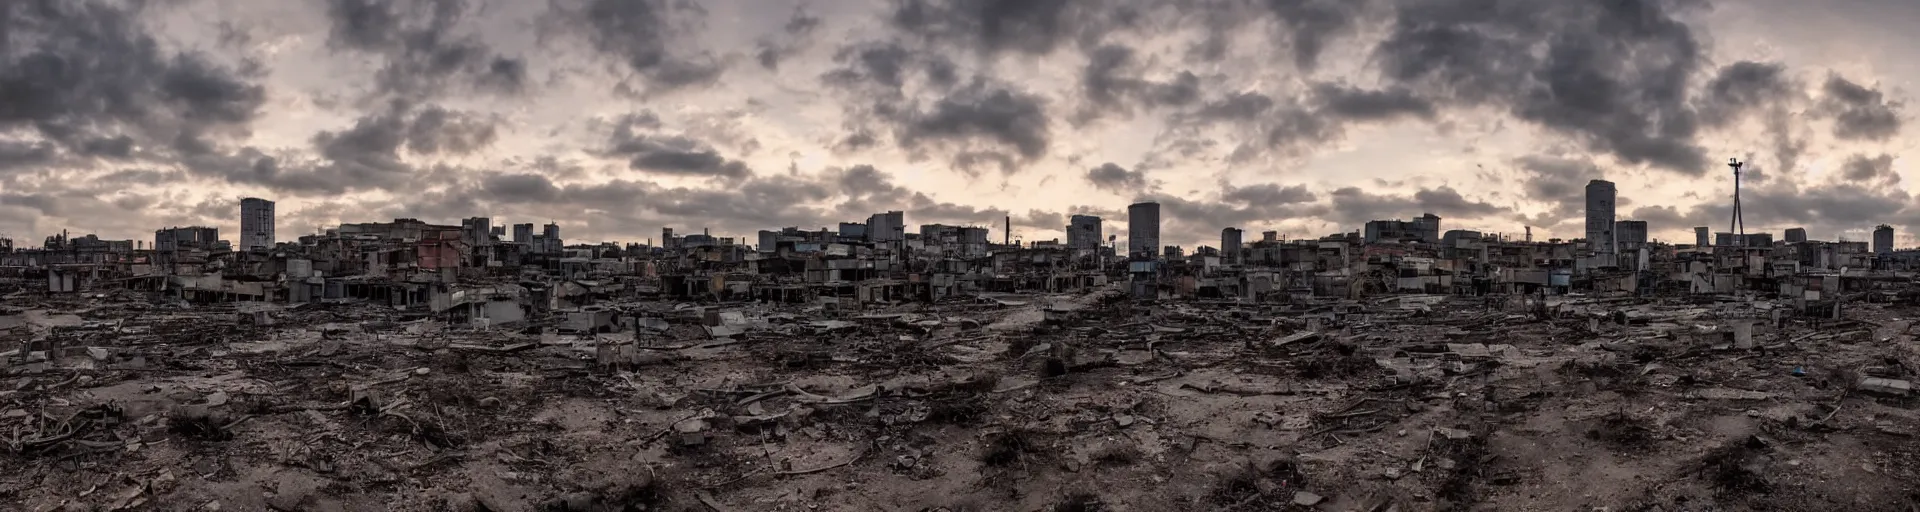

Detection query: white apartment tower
(239, 197), (274, 251)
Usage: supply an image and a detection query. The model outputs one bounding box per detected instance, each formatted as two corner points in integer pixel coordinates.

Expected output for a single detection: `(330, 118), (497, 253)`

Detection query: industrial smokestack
(1004, 216), (1011, 245)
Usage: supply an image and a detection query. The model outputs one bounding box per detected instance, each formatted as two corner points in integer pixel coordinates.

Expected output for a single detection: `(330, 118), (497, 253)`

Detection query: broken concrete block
(635, 317), (670, 332)
(1445, 343), (1491, 359)
(1292, 491), (1324, 507)
(1272, 331), (1321, 347)
(86, 347), (111, 361)
(1858, 377), (1913, 397)
(1730, 319), (1754, 349)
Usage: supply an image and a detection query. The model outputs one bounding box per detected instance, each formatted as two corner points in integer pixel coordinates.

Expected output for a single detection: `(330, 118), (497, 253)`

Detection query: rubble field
(5, 289), (1920, 511)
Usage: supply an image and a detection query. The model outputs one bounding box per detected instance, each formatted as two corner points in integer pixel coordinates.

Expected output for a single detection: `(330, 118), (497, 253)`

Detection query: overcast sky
(1, 0), (1916, 249)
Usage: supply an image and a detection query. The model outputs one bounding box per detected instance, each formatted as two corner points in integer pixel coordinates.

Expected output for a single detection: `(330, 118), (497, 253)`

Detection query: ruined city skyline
(3, 0), (1919, 249)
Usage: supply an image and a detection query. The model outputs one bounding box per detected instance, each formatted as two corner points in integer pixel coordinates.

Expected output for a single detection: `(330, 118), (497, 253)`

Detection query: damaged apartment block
(5, 198), (1920, 511)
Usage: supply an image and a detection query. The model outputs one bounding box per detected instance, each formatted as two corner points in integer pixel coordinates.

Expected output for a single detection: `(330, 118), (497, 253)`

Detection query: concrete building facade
(1410, 214), (1441, 244)
(240, 198), (274, 251)
(513, 223), (533, 245)
(1695, 227), (1709, 247)
(1127, 202), (1160, 260)
(1615, 220), (1648, 246)
(462, 217), (492, 247)
(1363, 214), (1441, 244)
(156, 226), (220, 252)
(1220, 227), (1243, 264)
(1067, 215), (1102, 250)
(1785, 228), (1807, 243)
(866, 211), (905, 243)
(1585, 180), (1616, 257)
(1875, 224), (1895, 254)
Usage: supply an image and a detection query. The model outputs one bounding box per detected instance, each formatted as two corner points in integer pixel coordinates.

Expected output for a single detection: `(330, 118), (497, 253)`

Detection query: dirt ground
(4, 289), (1920, 511)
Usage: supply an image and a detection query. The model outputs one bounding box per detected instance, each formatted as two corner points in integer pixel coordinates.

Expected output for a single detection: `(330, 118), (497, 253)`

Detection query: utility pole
(1728, 158), (1745, 246)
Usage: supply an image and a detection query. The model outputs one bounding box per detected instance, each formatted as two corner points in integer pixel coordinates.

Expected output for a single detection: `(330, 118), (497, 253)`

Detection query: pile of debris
(4, 289), (1920, 510)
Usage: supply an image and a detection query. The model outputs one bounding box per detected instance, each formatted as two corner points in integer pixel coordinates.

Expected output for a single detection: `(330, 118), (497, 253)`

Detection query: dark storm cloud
(1840, 153), (1898, 185)
(310, 108), (411, 185)
(1697, 61), (1794, 124)
(825, 164), (911, 215)
(1513, 155), (1601, 203)
(160, 54), (270, 125)
(0, 140), (58, 171)
(482, 173), (560, 202)
(1675, 156), (1910, 239)
(1137, 186), (1332, 242)
(1508, 154), (1606, 229)
(406, 106), (496, 155)
(1821, 75), (1903, 141)
(1310, 83), (1435, 121)
(1414, 187), (1508, 218)
(893, 82), (1051, 172)
(186, 101), (487, 195)
(890, 0), (1094, 56)
(1187, 92), (1277, 122)
(810, 163), (1012, 228)
(95, 168), (184, 187)
(1019, 209), (1066, 230)
(1166, 84), (1431, 162)
(1255, 0), (1373, 71)
(1221, 182), (1316, 205)
(1076, 44), (1200, 120)
(824, 42), (917, 92)
(552, 0), (722, 93)
(78, 135), (135, 159)
(1328, 186), (1510, 226)
(0, 0), (266, 170)
(835, 130), (879, 153)
(649, 173), (834, 230)
(1629, 205), (1685, 228)
(323, 0), (527, 98)
(600, 113), (753, 180)
(755, 7), (822, 71)
(1085, 162), (1147, 193)
(631, 150), (749, 178)
(1373, 0), (1708, 175)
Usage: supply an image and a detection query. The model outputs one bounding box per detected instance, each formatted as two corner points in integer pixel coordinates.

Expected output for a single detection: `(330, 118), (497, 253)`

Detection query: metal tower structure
(1727, 158), (1745, 247)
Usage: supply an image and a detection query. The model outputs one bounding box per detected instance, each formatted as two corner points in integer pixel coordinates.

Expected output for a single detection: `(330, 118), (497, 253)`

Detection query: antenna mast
(1727, 158), (1745, 247)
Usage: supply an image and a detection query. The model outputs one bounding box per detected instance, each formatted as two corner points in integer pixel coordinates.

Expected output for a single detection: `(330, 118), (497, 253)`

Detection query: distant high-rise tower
(1694, 227), (1709, 247)
(1067, 215), (1102, 250)
(1220, 227), (1243, 264)
(1874, 224), (1894, 254)
(513, 223), (534, 244)
(1785, 227), (1807, 244)
(1585, 180), (1616, 257)
(1127, 202), (1161, 260)
(239, 197), (274, 251)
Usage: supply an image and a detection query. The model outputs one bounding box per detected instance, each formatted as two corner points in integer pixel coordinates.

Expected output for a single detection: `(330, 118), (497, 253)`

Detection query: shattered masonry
(4, 217), (1920, 510)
